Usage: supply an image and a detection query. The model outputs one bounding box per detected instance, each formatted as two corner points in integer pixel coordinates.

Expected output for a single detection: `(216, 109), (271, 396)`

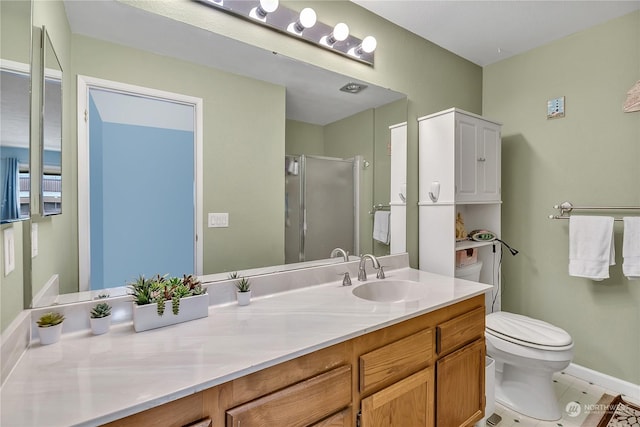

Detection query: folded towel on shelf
(569, 216), (615, 281)
(373, 210), (391, 245)
(623, 217), (640, 280)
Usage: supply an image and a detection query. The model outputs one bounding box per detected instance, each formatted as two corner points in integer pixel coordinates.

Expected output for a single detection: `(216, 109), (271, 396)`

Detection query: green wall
(483, 11), (640, 384)
(285, 120), (324, 156)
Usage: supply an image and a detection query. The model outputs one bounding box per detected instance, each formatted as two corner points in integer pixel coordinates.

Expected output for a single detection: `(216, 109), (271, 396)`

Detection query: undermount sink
(352, 280), (428, 303)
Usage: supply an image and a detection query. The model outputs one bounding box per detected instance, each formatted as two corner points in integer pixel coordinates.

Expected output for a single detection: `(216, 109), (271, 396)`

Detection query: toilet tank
(455, 261), (483, 281)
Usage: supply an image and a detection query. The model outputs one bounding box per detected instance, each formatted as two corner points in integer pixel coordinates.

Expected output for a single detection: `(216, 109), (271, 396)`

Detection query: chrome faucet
(358, 254), (385, 281)
(330, 248), (349, 262)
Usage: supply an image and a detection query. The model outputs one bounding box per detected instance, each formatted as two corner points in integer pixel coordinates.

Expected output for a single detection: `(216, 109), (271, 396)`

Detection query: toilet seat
(486, 311), (573, 351)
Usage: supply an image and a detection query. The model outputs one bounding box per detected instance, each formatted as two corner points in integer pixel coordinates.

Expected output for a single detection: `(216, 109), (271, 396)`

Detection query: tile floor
(490, 371), (640, 427)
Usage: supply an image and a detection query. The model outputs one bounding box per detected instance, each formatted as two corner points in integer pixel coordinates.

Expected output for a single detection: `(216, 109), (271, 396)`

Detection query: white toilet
(485, 311), (574, 421)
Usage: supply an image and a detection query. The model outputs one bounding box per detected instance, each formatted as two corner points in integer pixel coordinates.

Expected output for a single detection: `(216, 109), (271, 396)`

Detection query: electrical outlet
(208, 213), (229, 228)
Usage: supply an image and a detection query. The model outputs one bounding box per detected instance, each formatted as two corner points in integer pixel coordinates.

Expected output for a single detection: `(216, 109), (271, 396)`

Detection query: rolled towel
(623, 217), (640, 280)
(569, 216), (615, 281)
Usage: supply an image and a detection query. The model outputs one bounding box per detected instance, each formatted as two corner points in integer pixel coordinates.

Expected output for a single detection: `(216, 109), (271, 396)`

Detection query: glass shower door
(303, 156), (355, 261)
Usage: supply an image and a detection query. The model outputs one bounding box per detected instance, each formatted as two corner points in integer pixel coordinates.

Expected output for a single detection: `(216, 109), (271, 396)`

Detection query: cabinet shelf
(455, 240), (496, 251)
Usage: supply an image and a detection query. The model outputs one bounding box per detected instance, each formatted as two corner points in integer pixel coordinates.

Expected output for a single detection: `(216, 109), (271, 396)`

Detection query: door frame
(77, 75), (203, 291)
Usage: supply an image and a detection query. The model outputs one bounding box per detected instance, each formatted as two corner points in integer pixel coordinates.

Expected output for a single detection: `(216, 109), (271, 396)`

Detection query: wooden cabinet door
(360, 367), (434, 427)
(436, 339), (485, 427)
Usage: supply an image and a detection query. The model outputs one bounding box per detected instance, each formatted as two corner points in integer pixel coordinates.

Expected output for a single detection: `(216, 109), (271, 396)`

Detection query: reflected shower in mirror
(41, 27), (62, 217)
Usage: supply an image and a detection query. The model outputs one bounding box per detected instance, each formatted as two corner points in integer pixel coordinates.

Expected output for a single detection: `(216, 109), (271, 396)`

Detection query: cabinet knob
(477, 157), (486, 162)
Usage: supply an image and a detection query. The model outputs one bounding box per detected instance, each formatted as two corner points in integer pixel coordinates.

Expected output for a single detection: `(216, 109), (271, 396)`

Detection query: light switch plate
(32, 223), (38, 258)
(208, 213), (229, 228)
(4, 228), (16, 275)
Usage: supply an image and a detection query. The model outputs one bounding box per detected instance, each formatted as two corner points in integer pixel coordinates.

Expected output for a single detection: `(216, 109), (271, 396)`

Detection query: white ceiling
(353, 0), (640, 66)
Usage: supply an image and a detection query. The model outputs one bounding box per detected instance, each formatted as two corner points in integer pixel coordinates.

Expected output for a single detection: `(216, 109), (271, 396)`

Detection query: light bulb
(259, 0), (278, 13)
(361, 36), (377, 53)
(299, 8), (317, 29)
(333, 23), (349, 42)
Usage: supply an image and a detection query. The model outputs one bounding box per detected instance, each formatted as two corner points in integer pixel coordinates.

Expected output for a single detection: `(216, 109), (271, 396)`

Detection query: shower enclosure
(285, 155), (359, 264)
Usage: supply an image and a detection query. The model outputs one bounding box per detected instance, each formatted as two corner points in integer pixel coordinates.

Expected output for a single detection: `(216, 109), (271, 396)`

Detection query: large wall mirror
(0, 0), (32, 224)
(25, 0), (407, 309)
(40, 27), (63, 217)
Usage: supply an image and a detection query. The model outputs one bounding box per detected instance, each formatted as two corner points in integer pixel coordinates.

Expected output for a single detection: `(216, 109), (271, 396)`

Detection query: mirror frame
(40, 26), (63, 218)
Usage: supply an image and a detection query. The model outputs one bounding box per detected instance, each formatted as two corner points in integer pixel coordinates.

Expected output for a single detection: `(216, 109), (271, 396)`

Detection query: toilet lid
(486, 311), (573, 348)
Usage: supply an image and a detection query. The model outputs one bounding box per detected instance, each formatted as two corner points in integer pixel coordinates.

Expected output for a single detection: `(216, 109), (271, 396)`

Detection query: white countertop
(0, 267), (491, 427)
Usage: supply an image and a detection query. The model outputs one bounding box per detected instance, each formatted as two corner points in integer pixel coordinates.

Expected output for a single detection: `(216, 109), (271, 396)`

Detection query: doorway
(77, 76), (203, 291)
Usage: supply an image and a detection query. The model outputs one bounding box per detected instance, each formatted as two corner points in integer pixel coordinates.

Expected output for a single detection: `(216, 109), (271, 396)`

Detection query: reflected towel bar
(549, 201), (640, 222)
(369, 203), (390, 215)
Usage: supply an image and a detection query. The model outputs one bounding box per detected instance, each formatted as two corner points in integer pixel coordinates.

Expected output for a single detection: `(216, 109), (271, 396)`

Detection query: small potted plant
(90, 301), (112, 335)
(128, 274), (208, 332)
(36, 312), (65, 345)
(232, 273), (252, 306)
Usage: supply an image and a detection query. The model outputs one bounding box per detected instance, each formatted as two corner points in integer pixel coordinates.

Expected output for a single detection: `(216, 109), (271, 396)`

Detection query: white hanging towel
(373, 211), (391, 245)
(623, 217), (640, 280)
(569, 216), (615, 281)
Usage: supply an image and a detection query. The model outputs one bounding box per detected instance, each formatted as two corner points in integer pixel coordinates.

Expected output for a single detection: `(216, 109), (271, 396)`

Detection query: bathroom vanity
(0, 257), (490, 427)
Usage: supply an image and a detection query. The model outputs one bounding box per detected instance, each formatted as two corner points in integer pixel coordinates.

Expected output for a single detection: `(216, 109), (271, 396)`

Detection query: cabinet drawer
(311, 408), (352, 427)
(226, 365), (351, 427)
(359, 328), (433, 394)
(437, 306), (485, 356)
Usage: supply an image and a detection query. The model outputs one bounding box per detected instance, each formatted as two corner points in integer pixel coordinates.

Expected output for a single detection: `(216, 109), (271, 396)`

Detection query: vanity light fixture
(194, 0), (376, 66)
(287, 7), (317, 35)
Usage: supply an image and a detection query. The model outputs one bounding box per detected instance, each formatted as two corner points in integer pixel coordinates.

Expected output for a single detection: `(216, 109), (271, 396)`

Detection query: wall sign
(547, 96), (565, 119)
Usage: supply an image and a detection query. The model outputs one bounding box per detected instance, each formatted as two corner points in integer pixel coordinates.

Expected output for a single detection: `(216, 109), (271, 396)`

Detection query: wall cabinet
(418, 108), (502, 310)
(454, 113), (501, 203)
(103, 295), (485, 427)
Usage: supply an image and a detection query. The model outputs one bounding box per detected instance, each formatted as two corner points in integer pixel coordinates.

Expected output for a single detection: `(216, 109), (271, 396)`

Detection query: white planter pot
(132, 293), (209, 332)
(90, 315), (112, 335)
(237, 290), (252, 306)
(38, 323), (63, 345)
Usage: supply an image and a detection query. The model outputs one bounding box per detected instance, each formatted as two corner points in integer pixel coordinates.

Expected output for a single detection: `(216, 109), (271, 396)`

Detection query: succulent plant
(37, 312), (65, 328)
(128, 273), (207, 317)
(90, 302), (112, 319)
(235, 276), (251, 293)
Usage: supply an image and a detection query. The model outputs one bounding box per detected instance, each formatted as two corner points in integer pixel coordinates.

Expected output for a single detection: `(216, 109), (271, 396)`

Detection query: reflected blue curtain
(1, 157), (20, 222)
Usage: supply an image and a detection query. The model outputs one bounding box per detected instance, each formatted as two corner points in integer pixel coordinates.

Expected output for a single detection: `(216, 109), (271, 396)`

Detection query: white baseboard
(565, 363), (640, 401)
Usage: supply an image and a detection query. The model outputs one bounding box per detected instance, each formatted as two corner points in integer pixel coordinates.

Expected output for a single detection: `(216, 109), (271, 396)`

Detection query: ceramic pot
(237, 290), (252, 306)
(38, 323), (63, 345)
(90, 315), (112, 335)
(132, 293), (209, 332)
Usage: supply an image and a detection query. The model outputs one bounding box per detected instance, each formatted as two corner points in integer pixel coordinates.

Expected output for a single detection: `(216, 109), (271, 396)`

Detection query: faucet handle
(376, 266), (386, 279)
(338, 272), (352, 286)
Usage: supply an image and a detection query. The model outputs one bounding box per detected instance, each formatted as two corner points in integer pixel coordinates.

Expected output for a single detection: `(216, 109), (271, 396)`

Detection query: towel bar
(549, 201), (640, 222)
